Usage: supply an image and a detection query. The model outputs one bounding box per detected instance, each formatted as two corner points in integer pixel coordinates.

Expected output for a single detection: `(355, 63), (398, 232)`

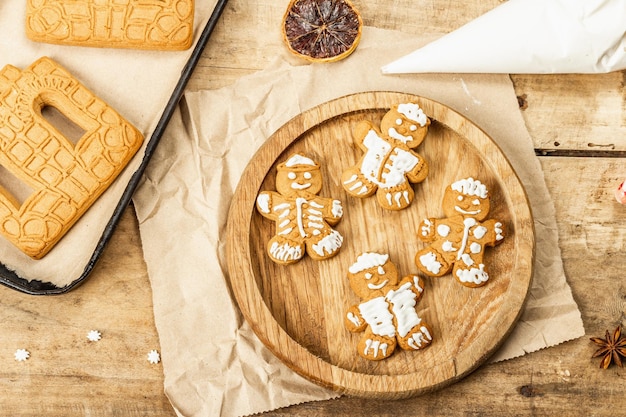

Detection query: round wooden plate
(226, 91), (534, 399)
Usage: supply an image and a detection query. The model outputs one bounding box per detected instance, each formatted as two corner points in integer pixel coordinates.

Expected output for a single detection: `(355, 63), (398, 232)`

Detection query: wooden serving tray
(226, 91), (534, 398)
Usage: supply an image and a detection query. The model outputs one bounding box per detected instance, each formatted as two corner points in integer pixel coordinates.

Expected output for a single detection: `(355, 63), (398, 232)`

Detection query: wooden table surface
(2, 1), (626, 415)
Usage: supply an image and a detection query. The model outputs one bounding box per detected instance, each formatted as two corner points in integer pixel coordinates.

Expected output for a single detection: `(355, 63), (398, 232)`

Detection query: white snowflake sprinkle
(147, 350), (161, 364)
(14, 349), (29, 362)
(87, 330), (102, 342)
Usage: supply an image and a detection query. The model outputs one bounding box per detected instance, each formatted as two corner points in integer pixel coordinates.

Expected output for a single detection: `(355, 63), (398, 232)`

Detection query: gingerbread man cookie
(415, 178), (505, 287)
(341, 102), (430, 210)
(256, 153), (343, 264)
(344, 252), (433, 361)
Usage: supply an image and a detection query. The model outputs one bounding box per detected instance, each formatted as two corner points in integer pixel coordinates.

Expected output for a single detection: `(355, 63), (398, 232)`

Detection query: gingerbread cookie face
(0, 57), (144, 259)
(25, 0), (194, 50)
(256, 153), (343, 264)
(344, 252), (433, 361)
(341, 102), (430, 210)
(415, 177), (505, 287)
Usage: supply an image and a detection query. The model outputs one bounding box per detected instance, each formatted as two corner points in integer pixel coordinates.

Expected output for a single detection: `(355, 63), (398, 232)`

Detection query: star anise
(590, 326), (626, 369)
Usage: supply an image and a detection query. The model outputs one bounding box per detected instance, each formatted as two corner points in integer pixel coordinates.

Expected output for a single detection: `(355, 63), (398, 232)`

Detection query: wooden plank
(0, 207), (175, 416)
(513, 73), (626, 152)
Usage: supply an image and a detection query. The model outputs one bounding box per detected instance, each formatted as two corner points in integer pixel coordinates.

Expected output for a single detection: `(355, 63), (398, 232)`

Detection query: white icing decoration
(349, 252), (389, 274)
(472, 199), (480, 205)
(331, 200), (343, 218)
(360, 131), (419, 188)
(257, 194), (270, 213)
(382, 148), (419, 186)
(454, 206), (481, 215)
(355, 274), (430, 356)
(388, 127), (412, 143)
(347, 312), (361, 327)
(344, 174), (358, 184)
(274, 203), (290, 219)
(461, 253), (474, 267)
(470, 242), (482, 254)
(311, 230), (343, 256)
(361, 130), (391, 184)
(412, 276), (423, 293)
(295, 197), (307, 237)
(457, 218), (477, 260)
(285, 154), (316, 167)
(349, 181), (363, 191)
(419, 252), (441, 274)
(437, 224), (450, 237)
(358, 297), (395, 337)
(397, 103), (428, 127)
(421, 219), (432, 236)
(421, 326), (432, 341)
(395, 118), (402, 125)
(451, 177), (488, 198)
(473, 226), (488, 239)
(456, 264), (489, 285)
(270, 241), (302, 262)
(495, 222), (504, 240)
(387, 282), (421, 338)
(408, 334), (424, 349)
(291, 181), (311, 190)
(442, 240), (455, 252)
(303, 172), (312, 179)
(365, 273), (373, 280)
(364, 339), (388, 358)
(377, 266), (385, 275)
(277, 227), (293, 236)
(368, 280), (389, 290)
(394, 191), (403, 206)
(287, 172), (296, 179)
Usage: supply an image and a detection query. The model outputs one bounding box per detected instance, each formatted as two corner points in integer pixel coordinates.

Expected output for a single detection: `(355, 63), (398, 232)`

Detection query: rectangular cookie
(0, 56), (144, 259)
(25, 0), (194, 50)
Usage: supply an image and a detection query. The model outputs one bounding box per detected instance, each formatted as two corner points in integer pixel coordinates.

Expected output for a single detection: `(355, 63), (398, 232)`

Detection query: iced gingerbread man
(256, 153), (343, 264)
(341, 102), (430, 210)
(344, 252), (433, 361)
(415, 177), (505, 287)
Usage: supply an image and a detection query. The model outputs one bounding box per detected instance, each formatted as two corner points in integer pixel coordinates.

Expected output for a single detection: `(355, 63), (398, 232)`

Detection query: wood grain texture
(0, 207), (174, 416)
(227, 92), (534, 398)
(1, 0), (625, 415)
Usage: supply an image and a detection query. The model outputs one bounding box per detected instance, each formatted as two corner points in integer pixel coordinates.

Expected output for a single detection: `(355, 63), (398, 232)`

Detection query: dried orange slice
(282, 0), (363, 63)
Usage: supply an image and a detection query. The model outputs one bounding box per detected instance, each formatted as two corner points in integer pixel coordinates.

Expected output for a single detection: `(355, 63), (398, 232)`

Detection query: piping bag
(381, 0), (626, 74)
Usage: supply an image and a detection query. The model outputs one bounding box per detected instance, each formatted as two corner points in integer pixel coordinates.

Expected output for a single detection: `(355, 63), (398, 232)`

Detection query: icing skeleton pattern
(415, 178), (505, 287)
(344, 252), (433, 361)
(256, 153), (343, 264)
(342, 102), (429, 210)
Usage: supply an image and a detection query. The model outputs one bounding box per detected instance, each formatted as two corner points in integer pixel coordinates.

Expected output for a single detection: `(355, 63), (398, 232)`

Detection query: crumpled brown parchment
(133, 26), (585, 417)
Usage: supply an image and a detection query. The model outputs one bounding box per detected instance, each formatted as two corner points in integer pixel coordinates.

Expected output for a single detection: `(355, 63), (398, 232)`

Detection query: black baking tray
(0, 0), (229, 295)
